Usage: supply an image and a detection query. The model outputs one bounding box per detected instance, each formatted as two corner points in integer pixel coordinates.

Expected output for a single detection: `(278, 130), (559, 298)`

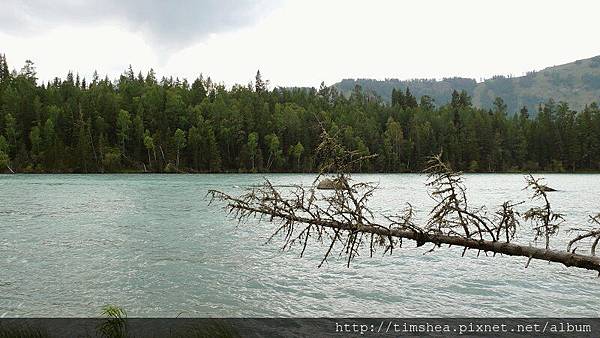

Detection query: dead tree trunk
(208, 130), (600, 275)
(209, 192), (600, 273)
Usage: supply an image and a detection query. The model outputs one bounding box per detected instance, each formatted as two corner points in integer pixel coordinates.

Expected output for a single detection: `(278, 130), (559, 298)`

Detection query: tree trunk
(159, 145), (166, 167)
(232, 203), (600, 273)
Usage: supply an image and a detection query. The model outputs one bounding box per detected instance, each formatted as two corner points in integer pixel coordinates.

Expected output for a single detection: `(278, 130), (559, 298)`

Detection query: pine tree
(255, 70), (266, 93)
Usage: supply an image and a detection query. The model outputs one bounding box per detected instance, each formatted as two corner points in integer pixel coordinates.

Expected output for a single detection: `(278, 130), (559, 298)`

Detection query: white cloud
(1, 24), (157, 83)
(0, 0), (281, 51)
(2, 0), (600, 87)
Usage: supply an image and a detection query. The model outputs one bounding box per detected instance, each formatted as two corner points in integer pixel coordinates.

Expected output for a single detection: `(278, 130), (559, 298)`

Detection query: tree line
(1, 54), (600, 173)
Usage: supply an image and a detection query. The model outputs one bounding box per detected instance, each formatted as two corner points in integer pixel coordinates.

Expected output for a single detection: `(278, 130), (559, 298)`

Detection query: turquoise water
(1, 173), (599, 317)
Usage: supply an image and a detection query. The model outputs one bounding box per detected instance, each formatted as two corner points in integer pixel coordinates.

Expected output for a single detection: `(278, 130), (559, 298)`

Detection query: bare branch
(207, 129), (600, 275)
(523, 174), (564, 249)
(424, 153), (497, 241)
(567, 214), (600, 256)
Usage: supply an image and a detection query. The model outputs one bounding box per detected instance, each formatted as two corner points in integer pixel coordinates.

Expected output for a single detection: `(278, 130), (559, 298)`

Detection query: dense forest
(1, 54), (600, 173)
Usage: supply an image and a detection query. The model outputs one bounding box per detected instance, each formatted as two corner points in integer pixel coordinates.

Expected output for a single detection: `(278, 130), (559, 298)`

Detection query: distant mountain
(333, 55), (600, 114)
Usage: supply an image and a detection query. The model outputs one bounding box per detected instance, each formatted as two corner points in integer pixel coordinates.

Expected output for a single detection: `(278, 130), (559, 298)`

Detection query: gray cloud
(0, 0), (282, 50)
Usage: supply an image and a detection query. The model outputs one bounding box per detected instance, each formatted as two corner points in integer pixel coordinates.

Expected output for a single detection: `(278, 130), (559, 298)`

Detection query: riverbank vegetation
(1, 54), (600, 173)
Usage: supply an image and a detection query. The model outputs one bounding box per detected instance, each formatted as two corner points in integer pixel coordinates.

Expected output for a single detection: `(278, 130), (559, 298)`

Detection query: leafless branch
(567, 214), (600, 256)
(523, 174), (565, 249)
(207, 130), (600, 275)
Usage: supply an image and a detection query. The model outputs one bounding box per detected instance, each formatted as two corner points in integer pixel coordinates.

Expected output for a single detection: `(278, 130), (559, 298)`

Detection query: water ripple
(1, 173), (599, 317)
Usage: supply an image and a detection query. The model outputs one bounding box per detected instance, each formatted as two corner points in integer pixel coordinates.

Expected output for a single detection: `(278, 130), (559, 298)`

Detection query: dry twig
(208, 129), (600, 274)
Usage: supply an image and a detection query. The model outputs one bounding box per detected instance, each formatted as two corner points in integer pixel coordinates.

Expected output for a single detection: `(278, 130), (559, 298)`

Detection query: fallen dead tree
(208, 130), (600, 275)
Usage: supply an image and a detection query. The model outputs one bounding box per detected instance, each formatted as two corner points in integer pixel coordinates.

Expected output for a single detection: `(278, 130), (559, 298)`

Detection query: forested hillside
(1, 53), (600, 173)
(335, 55), (600, 114)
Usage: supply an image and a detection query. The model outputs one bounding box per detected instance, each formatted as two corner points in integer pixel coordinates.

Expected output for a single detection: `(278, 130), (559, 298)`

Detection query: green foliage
(4, 113), (17, 154)
(143, 132), (155, 152)
(383, 117), (404, 171)
(290, 142), (304, 170)
(0, 54), (10, 83)
(247, 132), (259, 172)
(174, 128), (186, 149)
(264, 133), (283, 170)
(116, 109), (131, 154)
(102, 148), (122, 171)
(29, 126), (41, 159)
(1, 57), (600, 173)
(173, 128), (186, 168)
(0, 150), (8, 169)
(98, 305), (127, 338)
(19, 60), (37, 84)
(0, 135), (8, 153)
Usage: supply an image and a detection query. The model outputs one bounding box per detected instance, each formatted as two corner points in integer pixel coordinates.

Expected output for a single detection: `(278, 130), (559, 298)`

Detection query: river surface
(1, 173), (599, 317)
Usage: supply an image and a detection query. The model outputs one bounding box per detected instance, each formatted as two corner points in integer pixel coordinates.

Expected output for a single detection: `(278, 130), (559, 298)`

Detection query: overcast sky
(2, 0), (600, 87)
